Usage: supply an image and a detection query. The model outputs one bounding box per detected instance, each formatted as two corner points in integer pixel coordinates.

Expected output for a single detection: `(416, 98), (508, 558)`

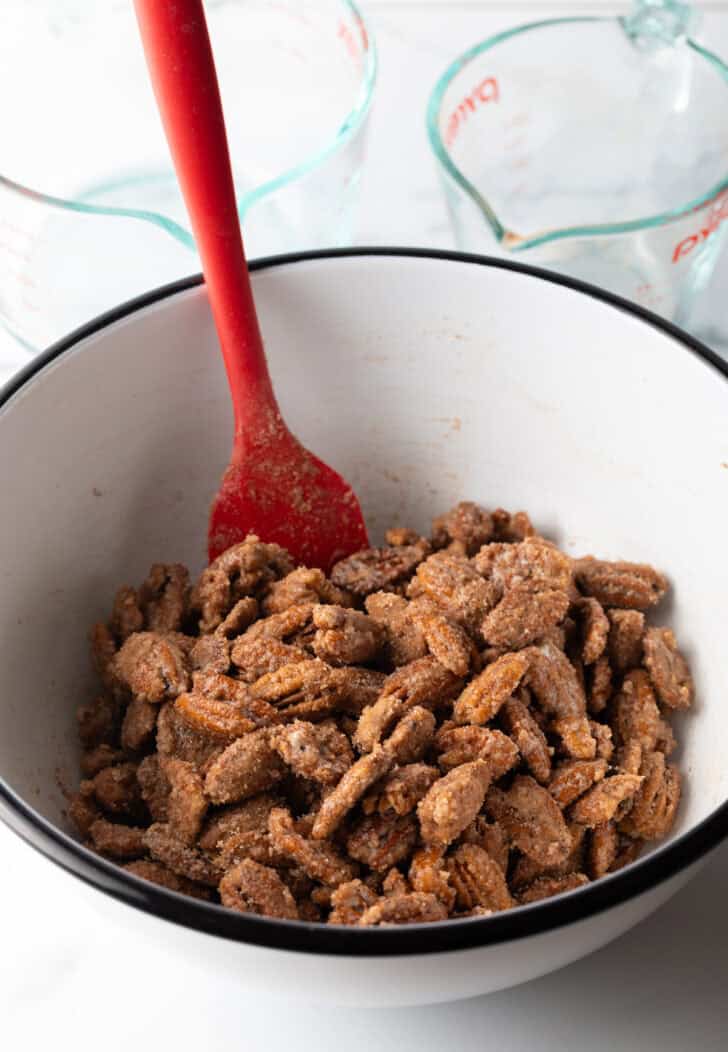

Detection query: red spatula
(133, 0), (369, 568)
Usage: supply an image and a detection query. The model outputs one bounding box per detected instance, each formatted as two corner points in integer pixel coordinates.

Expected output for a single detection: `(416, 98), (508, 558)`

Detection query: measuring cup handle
(623, 1), (697, 46)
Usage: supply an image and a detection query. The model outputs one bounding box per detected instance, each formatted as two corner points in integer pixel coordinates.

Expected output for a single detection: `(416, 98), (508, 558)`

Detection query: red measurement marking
(337, 20), (360, 64)
(672, 190), (728, 263)
(354, 13), (369, 53)
(444, 77), (500, 149)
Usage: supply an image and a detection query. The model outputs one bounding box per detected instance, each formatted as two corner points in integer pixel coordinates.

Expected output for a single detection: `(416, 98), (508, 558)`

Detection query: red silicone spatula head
(133, 0), (368, 568)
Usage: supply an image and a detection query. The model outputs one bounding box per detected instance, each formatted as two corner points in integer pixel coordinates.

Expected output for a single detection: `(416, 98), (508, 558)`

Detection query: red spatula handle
(133, 0), (276, 435)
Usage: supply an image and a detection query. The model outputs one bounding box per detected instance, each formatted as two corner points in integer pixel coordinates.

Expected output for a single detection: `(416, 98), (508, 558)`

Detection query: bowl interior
(1, 253), (726, 865)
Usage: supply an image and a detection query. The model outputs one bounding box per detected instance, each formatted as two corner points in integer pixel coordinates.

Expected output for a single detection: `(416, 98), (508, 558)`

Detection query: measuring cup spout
(623, 0), (697, 49)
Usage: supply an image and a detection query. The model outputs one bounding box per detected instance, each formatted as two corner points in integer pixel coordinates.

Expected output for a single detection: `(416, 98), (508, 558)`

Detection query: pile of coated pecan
(69, 503), (692, 925)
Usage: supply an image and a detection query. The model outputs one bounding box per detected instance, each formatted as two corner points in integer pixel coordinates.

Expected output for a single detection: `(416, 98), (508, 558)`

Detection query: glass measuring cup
(0, 0), (376, 351)
(426, 1), (728, 327)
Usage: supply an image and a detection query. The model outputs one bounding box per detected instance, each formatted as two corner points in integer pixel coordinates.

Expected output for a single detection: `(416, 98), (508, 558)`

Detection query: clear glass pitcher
(0, 0), (376, 351)
(427, 1), (728, 328)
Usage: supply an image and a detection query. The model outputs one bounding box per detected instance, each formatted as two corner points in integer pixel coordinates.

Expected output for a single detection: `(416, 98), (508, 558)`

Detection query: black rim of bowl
(1, 247), (726, 957)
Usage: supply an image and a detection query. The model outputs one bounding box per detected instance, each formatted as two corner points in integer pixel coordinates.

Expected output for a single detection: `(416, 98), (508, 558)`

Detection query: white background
(2, 3), (728, 1049)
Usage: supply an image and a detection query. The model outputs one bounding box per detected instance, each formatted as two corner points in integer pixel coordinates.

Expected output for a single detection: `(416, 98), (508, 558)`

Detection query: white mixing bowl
(0, 250), (726, 1006)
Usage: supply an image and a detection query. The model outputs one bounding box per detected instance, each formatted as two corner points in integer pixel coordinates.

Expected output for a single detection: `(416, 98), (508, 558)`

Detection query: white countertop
(2, 3), (728, 1049)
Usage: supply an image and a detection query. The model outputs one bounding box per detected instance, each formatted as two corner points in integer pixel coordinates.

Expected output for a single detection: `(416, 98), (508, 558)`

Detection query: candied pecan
(453, 650), (530, 726)
(311, 604), (382, 667)
(518, 873), (589, 904)
(364, 764), (439, 816)
(475, 536), (572, 594)
(619, 752), (681, 840)
(269, 808), (355, 885)
(607, 609), (645, 674)
(231, 637), (309, 685)
(364, 592), (428, 667)
(138, 563), (190, 633)
(358, 892), (447, 926)
(217, 596), (260, 637)
(587, 654), (613, 714)
(219, 859), (298, 920)
(431, 501), (494, 555)
(354, 695), (404, 753)
(549, 759), (608, 808)
(293, 899), (321, 922)
(486, 775), (572, 866)
(120, 697), (158, 752)
(510, 823), (585, 889)
(418, 760), (492, 847)
(328, 879), (379, 924)
(656, 720), (677, 757)
(144, 823), (220, 885)
(589, 721), (614, 762)
(77, 695), (119, 749)
(91, 762), (141, 818)
(435, 724), (519, 778)
(458, 817), (509, 873)
(124, 860), (212, 900)
(80, 744), (126, 778)
(356, 658), (461, 755)
(381, 655), (463, 712)
(68, 789), (99, 837)
(271, 720), (353, 786)
(263, 567), (351, 616)
(346, 813), (418, 871)
(617, 740), (644, 776)
(613, 669), (664, 751)
(137, 753), (170, 821)
(175, 691), (276, 742)
(110, 586), (144, 642)
(574, 557), (668, 610)
(610, 834), (644, 872)
(403, 599), (471, 677)
(491, 509), (535, 542)
(552, 715), (596, 760)
(570, 773), (643, 827)
(643, 627), (693, 710)
(250, 659), (347, 716)
(409, 845), (456, 910)
(587, 822), (619, 879)
(192, 536), (293, 632)
(113, 632), (188, 703)
(89, 817), (146, 860)
(383, 706), (437, 764)
(408, 551), (497, 632)
(501, 696), (551, 784)
(527, 643), (594, 758)
(386, 527), (422, 547)
(309, 884), (332, 909)
(573, 597), (609, 665)
(156, 702), (223, 769)
(312, 746), (394, 839)
(331, 542), (429, 597)
(204, 729), (286, 805)
(335, 667), (387, 716)
(382, 868), (409, 897)
(527, 643), (586, 721)
(90, 622), (117, 689)
(448, 843), (513, 912)
(240, 603), (315, 644)
(199, 794), (279, 853)
(162, 758), (208, 844)
(190, 634), (231, 676)
(481, 587), (569, 651)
